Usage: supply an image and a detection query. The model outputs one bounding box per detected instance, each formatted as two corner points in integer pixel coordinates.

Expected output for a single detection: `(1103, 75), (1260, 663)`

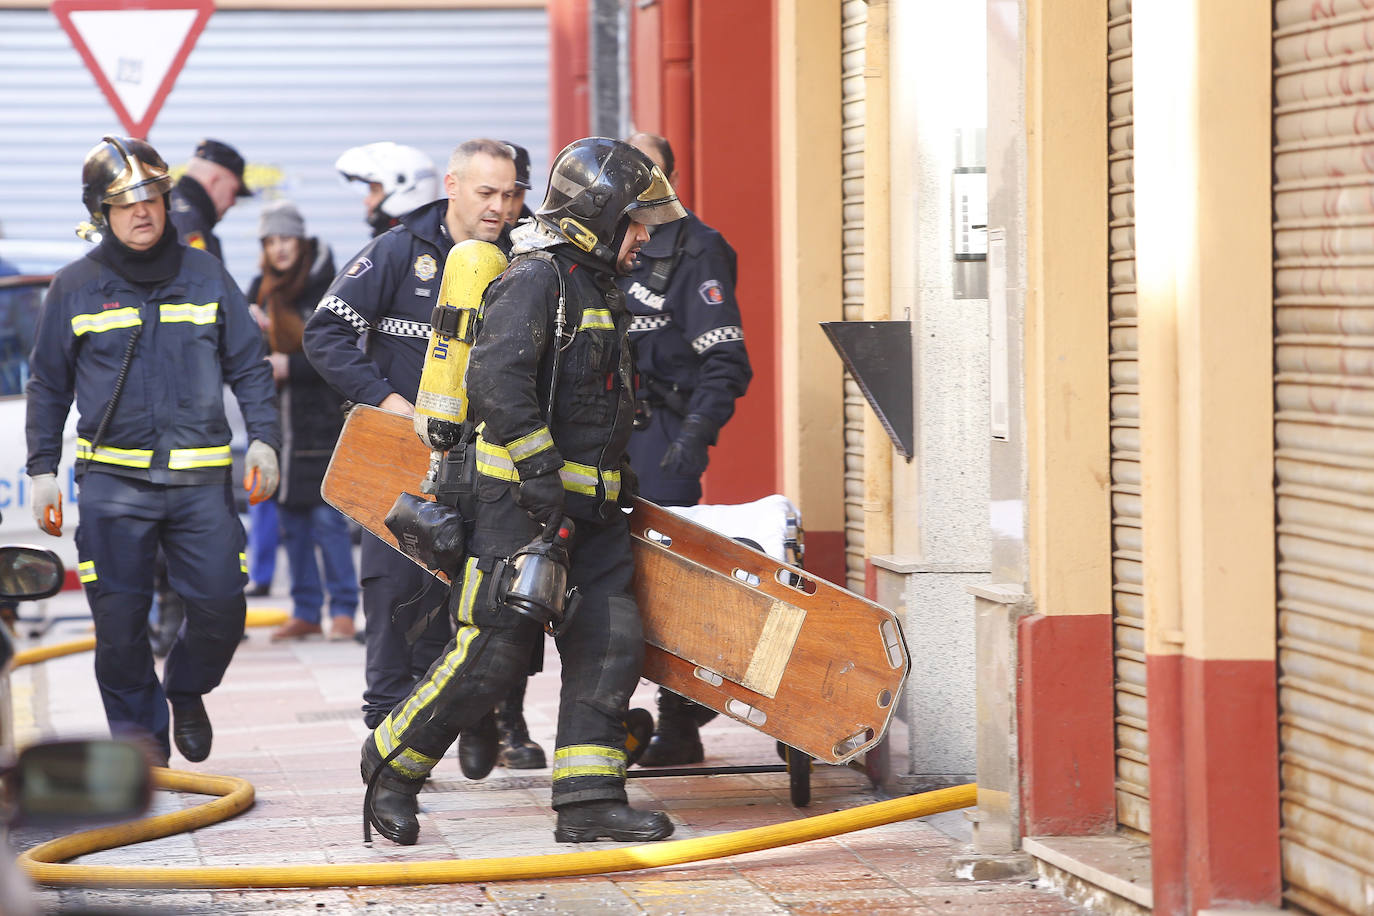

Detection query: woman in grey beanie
(247, 200), (359, 642)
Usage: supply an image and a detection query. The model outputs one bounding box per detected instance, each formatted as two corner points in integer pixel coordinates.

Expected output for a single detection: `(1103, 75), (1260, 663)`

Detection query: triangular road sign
(52, 0), (215, 139)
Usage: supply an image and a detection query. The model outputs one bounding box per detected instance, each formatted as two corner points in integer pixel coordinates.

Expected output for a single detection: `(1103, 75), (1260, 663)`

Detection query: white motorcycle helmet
(335, 141), (439, 236)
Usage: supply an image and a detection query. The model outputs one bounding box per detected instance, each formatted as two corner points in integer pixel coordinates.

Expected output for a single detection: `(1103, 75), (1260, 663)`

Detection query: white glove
(243, 440), (279, 505)
(30, 473), (62, 536)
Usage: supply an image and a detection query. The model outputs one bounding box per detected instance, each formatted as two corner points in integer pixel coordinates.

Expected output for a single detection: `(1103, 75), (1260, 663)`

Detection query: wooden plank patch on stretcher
(322, 405), (911, 764)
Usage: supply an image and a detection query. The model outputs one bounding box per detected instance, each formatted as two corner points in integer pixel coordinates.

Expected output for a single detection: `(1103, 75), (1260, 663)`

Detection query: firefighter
(303, 139), (516, 734)
(616, 132), (753, 766)
(334, 141), (440, 238)
(360, 137), (684, 846)
(168, 138), (252, 260)
(26, 136), (280, 765)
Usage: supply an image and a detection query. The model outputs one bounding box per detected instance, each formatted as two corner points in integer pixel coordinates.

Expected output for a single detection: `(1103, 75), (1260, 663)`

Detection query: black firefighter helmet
(80, 135), (173, 228)
(534, 137), (685, 268)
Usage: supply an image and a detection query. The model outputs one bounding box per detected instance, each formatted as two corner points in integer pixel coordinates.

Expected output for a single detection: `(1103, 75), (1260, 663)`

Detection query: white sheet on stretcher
(663, 494), (799, 563)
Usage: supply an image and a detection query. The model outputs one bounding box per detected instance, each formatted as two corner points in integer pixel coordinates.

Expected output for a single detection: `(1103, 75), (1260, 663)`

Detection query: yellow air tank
(413, 239), (508, 456)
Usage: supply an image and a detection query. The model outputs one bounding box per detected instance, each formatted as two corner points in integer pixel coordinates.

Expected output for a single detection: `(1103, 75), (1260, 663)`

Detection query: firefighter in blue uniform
(615, 132), (752, 766)
(25, 136), (280, 765)
(360, 137), (684, 847)
(304, 138), (516, 732)
(168, 138), (252, 260)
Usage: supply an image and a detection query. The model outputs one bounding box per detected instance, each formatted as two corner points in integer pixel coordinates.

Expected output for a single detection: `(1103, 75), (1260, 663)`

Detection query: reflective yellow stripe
(158, 302), (219, 325)
(76, 438), (153, 469)
(376, 622), (483, 780)
(455, 557), (484, 626)
(78, 561), (97, 584)
(506, 426), (555, 463)
(475, 435), (621, 500)
(579, 308), (614, 331)
(168, 445), (232, 469)
(552, 744), (627, 781)
(71, 307), (141, 336)
(238, 552), (248, 574)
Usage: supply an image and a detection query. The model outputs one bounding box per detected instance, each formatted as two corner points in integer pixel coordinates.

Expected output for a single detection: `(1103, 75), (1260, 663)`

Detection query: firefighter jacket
(25, 245), (280, 483)
(169, 175), (224, 260)
(246, 240), (341, 508)
(303, 199), (451, 407)
(468, 248), (635, 523)
(617, 210), (752, 430)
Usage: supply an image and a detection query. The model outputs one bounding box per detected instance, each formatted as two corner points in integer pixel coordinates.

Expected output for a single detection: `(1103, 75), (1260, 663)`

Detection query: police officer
(496, 141), (535, 252)
(168, 138), (251, 260)
(304, 139), (515, 733)
(360, 137), (683, 847)
(335, 141), (439, 238)
(26, 136), (280, 765)
(615, 132), (752, 766)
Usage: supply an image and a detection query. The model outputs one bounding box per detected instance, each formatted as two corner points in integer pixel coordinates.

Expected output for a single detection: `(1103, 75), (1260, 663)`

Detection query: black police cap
(504, 141), (532, 190)
(194, 138), (251, 197)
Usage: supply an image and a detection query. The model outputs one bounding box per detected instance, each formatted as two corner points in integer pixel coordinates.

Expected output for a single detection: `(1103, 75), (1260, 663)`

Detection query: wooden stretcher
(321, 404), (910, 765)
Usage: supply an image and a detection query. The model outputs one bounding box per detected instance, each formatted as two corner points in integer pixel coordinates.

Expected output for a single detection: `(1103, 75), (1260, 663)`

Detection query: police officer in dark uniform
(360, 137), (684, 847)
(615, 132), (752, 766)
(168, 139), (252, 260)
(304, 138), (516, 732)
(26, 136), (280, 765)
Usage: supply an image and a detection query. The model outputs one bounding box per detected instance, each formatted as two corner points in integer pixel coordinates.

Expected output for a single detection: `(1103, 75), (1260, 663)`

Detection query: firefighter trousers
(364, 487), (644, 808)
(75, 472), (248, 759)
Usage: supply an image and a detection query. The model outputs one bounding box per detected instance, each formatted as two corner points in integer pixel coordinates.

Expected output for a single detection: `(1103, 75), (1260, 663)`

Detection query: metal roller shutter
(0, 7), (548, 290)
(840, 0), (867, 592)
(1274, 2), (1374, 912)
(1107, 0), (1149, 836)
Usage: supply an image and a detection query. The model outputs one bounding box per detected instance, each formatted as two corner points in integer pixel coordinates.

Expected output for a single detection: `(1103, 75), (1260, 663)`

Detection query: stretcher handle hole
(833, 727), (875, 758)
(725, 698), (767, 726)
(880, 619), (905, 668)
(775, 568), (817, 595)
(732, 568), (761, 587)
(877, 689), (892, 709)
(645, 528), (672, 547)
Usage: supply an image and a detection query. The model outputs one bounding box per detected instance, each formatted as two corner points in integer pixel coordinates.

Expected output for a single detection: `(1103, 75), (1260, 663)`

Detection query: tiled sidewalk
(9, 593), (1088, 915)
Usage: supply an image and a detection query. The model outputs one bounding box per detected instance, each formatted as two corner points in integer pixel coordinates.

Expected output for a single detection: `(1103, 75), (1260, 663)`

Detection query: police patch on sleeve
(186, 231), (206, 251)
(346, 257), (373, 279)
(413, 254), (437, 282)
(698, 279), (725, 305)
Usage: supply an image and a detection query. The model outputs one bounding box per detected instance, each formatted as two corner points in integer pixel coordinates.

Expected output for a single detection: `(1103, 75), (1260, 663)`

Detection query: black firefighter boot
(495, 678), (546, 769)
(361, 752), (420, 846)
(554, 800), (675, 843)
(458, 711), (499, 780)
(637, 689), (712, 767)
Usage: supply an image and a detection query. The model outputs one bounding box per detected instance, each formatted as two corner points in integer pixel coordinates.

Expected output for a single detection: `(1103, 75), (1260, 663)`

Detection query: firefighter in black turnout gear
(617, 132), (752, 766)
(304, 139), (515, 731)
(26, 136), (280, 765)
(361, 137), (685, 846)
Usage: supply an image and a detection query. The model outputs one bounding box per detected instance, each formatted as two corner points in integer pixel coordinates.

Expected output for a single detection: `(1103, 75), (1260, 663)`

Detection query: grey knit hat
(258, 199), (306, 239)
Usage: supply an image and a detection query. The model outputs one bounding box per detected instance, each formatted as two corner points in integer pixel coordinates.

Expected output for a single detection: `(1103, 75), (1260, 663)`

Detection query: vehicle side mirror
(7, 740), (152, 827)
(0, 546), (64, 602)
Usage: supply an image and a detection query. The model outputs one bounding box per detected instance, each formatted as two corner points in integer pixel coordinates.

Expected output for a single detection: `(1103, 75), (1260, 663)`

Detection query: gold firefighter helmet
(534, 137), (686, 269)
(80, 135), (173, 227)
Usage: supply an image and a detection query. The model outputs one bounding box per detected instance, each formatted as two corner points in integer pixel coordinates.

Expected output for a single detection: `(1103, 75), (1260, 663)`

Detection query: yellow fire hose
(11, 617), (977, 890)
(11, 609), (288, 669)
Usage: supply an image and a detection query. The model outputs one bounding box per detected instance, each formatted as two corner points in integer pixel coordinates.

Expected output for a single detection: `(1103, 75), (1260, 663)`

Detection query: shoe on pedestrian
(638, 690), (705, 767)
(495, 679), (545, 769)
(624, 707), (653, 767)
(458, 711), (499, 780)
(171, 697), (213, 762)
(245, 582), (271, 598)
(271, 618), (322, 641)
(328, 614), (356, 641)
(554, 800), (675, 843)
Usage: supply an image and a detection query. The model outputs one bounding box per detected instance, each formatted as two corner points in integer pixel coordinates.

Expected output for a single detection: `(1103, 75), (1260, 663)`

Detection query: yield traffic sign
(52, 0), (215, 139)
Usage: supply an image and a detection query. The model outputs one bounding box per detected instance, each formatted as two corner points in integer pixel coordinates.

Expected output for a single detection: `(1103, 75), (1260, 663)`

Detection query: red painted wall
(548, 0), (589, 153)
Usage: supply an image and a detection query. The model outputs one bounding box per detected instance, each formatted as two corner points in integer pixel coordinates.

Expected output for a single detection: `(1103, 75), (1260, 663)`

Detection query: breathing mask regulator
(488, 516), (582, 636)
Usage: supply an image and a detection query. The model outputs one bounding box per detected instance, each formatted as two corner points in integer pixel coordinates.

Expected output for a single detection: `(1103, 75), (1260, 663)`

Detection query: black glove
(618, 459), (639, 508)
(516, 469), (565, 525)
(660, 414), (717, 478)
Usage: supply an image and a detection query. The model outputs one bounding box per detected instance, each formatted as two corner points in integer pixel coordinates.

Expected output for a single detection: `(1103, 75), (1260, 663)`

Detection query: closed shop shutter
(1274, 2), (1374, 912)
(1107, 0), (1149, 836)
(840, 0), (867, 592)
(0, 6), (548, 290)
